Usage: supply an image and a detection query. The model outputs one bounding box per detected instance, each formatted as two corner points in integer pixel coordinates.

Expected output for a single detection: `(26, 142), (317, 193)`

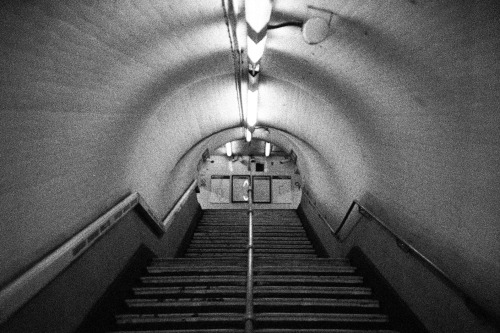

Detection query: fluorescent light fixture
(225, 142), (232, 157)
(247, 36), (267, 64)
(247, 89), (258, 127)
(245, 0), (273, 33)
(246, 128), (252, 142)
(265, 142), (271, 157)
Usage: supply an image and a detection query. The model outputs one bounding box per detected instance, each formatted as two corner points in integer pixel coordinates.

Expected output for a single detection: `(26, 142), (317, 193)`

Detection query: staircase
(107, 209), (399, 332)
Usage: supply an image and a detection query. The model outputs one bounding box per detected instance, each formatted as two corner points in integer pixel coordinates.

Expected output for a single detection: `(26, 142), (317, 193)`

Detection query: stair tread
(254, 298), (379, 307)
(141, 276), (246, 284)
(107, 328), (244, 333)
(108, 328), (398, 333)
(115, 312), (390, 323)
(147, 267), (247, 273)
(151, 258), (349, 264)
(133, 286), (246, 296)
(147, 266), (355, 273)
(255, 275), (363, 282)
(254, 328), (398, 333)
(125, 298), (378, 307)
(126, 298), (245, 307)
(188, 244), (314, 248)
(254, 286), (372, 295)
(256, 313), (390, 322)
(115, 312), (243, 323)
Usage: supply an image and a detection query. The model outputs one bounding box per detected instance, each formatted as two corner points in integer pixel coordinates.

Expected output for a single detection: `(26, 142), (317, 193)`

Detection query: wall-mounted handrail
(302, 190), (336, 235)
(162, 180), (198, 231)
(336, 199), (497, 325)
(0, 181), (197, 324)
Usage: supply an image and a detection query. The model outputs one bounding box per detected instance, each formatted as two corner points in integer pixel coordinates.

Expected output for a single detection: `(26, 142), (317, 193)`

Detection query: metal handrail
(245, 185), (254, 333)
(336, 200), (497, 325)
(303, 192), (336, 235)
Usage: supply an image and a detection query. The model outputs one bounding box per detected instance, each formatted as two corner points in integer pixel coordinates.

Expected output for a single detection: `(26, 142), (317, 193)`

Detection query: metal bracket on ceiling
(302, 5), (335, 44)
(266, 5), (335, 44)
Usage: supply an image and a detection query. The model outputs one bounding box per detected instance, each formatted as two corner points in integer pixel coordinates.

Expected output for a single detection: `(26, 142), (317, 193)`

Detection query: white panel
(253, 176), (271, 203)
(272, 177), (292, 203)
(210, 176), (230, 203)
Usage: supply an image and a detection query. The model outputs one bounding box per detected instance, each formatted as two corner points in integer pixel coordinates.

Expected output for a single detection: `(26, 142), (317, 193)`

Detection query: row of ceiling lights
(226, 1), (331, 158)
(225, 1), (332, 158)
(244, 0), (272, 143)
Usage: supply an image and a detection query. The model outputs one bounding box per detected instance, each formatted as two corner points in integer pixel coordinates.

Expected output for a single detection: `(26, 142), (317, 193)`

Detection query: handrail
(0, 182), (197, 324)
(162, 180), (198, 231)
(336, 199), (497, 325)
(303, 190), (336, 235)
(245, 183), (254, 333)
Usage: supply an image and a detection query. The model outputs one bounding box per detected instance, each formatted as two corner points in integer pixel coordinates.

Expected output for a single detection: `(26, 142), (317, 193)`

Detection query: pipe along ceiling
(0, 0), (499, 322)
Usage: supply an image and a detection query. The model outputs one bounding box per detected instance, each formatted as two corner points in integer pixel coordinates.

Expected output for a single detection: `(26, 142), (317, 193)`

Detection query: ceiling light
(245, 0), (273, 33)
(246, 128), (252, 142)
(247, 89), (258, 127)
(225, 142), (232, 157)
(265, 142), (271, 157)
(247, 36), (267, 64)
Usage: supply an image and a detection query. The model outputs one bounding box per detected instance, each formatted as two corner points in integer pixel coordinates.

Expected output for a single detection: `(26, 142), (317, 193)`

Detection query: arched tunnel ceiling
(1, 0), (499, 314)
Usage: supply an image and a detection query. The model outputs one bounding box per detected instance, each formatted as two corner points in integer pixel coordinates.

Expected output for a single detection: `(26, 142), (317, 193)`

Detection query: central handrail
(336, 199), (496, 325)
(245, 183), (254, 333)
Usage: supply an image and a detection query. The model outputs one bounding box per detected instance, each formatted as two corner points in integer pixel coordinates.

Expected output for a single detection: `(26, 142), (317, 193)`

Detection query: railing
(302, 189), (336, 236)
(245, 183), (255, 333)
(0, 180), (197, 324)
(162, 180), (198, 231)
(336, 199), (496, 325)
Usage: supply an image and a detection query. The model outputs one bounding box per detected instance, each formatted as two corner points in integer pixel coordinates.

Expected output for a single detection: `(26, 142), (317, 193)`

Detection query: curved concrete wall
(0, 0), (499, 326)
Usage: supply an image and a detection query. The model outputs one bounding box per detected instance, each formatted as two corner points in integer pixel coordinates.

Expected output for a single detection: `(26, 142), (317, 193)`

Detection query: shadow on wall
(350, 191), (500, 329)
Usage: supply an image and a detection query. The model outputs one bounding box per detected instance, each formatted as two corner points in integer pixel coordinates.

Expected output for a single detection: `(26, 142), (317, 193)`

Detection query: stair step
(108, 328), (244, 333)
(123, 298), (379, 312)
(140, 276), (246, 285)
(189, 240), (312, 245)
(254, 328), (398, 333)
(185, 248), (247, 252)
(131, 286), (372, 298)
(186, 248), (316, 254)
(255, 266), (356, 274)
(133, 286), (246, 297)
(254, 286), (372, 297)
(184, 253), (249, 258)
(253, 254), (319, 259)
(254, 258), (351, 266)
(114, 313), (390, 325)
(108, 328), (398, 333)
(115, 313), (243, 325)
(255, 312), (391, 325)
(254, 275), (363, 285)
(196, 225), (303, 229)
(192, 233), (309, 238)
(253, 298), (379, 309)
(125, 298), (245, 310)
(147, 266), (246, 274)
(150, 258), (245, 265)
(198, 221), (302, 225)
(151, 258), (351, 265)
(188, 244), (314, 249)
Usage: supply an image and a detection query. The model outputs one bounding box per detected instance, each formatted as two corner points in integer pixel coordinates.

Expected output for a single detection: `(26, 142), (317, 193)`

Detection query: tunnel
(0, 1), (499, 332)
